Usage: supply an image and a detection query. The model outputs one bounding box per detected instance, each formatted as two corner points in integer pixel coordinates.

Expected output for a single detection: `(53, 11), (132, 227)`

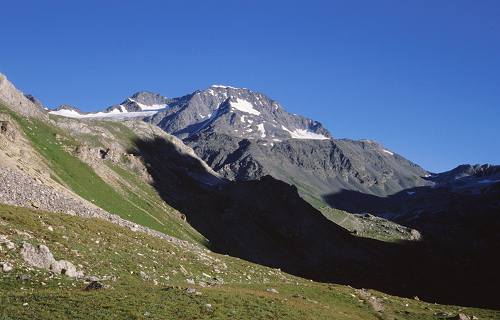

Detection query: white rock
(1, 262), (13, 272)
(20, 242), (83, 278)
(51, 260), (84, 278)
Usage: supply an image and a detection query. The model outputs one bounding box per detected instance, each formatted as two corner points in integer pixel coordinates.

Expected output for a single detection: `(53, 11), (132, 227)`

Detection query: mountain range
(0, 72), (499, 318)
(46, 81), (500, 257)
(49, 86), (436, 205)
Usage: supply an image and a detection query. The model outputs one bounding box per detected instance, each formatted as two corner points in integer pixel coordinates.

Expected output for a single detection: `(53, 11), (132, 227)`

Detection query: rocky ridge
(0, 74), (47, 119)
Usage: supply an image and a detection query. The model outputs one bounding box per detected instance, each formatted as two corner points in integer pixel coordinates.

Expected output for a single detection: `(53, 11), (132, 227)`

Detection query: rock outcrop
(20, 242), (84, 278)
(0, 73), (47, 119)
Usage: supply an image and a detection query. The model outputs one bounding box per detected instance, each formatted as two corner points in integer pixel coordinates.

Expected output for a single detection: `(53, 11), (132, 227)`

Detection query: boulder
(20, 242), (83, 278)
(0, 235), (16, 250)
(20, 243), (54, 269)
(0, 261), (12, 272)
(51, 260), (84, 278)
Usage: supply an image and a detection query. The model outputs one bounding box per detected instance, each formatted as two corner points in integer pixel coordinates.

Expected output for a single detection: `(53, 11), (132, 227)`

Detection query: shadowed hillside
(325, 185), (500, 309)
(131, 136), (500, 309)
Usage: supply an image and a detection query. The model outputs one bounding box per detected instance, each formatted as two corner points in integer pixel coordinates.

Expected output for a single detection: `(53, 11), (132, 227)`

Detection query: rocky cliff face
(186, 132), (430, 201)
(0, 74), (47, 119)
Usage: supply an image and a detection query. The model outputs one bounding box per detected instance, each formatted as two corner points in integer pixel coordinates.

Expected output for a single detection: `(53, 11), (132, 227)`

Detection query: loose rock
(20, 243), (54, 269)
(17, 274), (31, 281)
(0, 261), (12, 272)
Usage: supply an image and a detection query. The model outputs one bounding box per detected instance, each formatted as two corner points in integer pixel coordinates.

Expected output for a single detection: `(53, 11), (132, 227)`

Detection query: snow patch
(257, 123), (266, 138)
(128, 98), (167, 111)
(230, 98), (260, 115)
(211, 84), (241, 90)
(281, 126), (329, 140)
(107, 108), (122, 114)
(49, 109), (84, 118)
(49, 109), (158, 119)
(382, 149), (394, 156)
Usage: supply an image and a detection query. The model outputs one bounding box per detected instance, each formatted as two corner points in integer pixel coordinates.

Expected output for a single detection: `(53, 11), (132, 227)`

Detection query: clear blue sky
(1, 0), (499, 172)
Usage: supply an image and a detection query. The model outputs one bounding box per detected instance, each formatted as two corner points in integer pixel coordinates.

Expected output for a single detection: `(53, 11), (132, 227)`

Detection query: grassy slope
(0, 104), (498, 318)
(0, 104), (203, 244)
(2, 204), (498, 320)
(104, 161), (207, 245)
(285, 175), (417, 243)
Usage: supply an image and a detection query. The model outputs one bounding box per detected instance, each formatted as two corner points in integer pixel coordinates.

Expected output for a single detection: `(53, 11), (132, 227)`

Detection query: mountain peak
(149, 85), (332, 141)
(128, 91), (169, 105)
(103, 91), (169, 114)
(54, 104), (81, 112)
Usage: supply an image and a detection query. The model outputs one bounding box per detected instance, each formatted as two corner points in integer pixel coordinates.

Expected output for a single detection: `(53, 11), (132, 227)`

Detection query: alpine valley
(1, 73), (499, 319)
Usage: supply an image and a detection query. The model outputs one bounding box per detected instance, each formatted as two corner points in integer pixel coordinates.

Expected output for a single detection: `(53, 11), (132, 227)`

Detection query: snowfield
(230, 98), (261, 116)
(49, 109), (159, 119)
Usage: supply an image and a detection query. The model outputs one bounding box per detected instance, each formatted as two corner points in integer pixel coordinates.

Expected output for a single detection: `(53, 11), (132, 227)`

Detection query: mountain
(327, 163), (500, 232)
(46, 84), (431, 205)
(186, 134), (430, 204)
(144, 85), (430, 204)
(105, 91), (170, 113)
(150, 85), (331, 140)
(49, 96), (164, 119)
(428, 163), (500, 192)
(1, 72), (499, 316)
(325, 163), (500, 302)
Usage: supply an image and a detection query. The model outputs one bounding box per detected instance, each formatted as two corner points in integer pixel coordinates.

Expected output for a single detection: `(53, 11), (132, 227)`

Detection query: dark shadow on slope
(130, 136), (500, 309)
(324, 185), (500, 309)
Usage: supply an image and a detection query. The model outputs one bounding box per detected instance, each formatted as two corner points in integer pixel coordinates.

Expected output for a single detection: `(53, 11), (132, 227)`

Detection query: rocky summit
(106, 91), (170, 113)
(150, 85), (331, 141)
